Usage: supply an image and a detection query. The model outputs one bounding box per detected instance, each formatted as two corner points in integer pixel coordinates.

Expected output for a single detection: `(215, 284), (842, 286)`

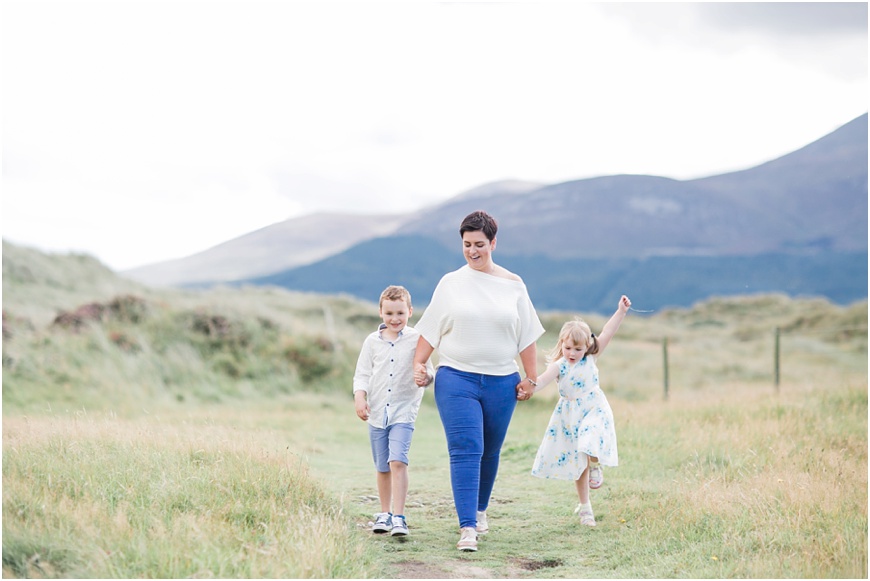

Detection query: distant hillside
(2, 240), (152, 326)
(122, 212), (411, 287)
(123, 113), (867, 312)
(121, 180), (541, 287)
(236, 115), (868, 312)
(244, 236), (868, 313)
(394, 114), (868, 257)
(3, 237), (865, 418)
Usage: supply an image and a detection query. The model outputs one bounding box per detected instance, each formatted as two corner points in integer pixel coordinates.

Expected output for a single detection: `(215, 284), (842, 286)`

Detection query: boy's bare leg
(377, 471), (391, 514)
(389, 461), (408, 516)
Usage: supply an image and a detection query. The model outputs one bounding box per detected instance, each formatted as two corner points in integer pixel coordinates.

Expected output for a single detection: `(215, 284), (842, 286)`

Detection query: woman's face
(462, 230), (495, 272)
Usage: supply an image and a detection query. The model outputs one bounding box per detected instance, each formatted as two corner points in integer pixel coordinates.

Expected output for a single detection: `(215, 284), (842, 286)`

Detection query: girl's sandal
(574, 503), (597, 527)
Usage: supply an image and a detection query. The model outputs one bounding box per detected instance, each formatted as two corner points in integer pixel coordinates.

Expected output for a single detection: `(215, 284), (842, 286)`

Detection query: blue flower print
(530, 353), (617, 481)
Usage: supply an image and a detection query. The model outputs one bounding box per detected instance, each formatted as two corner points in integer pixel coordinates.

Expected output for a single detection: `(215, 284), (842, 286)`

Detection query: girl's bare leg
(575, 466), (590, 505)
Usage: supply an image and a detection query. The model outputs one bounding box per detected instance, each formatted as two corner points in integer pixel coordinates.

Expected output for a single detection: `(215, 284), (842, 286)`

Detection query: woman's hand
(414, 362), (430, 386)
(516, 378), (535, 401)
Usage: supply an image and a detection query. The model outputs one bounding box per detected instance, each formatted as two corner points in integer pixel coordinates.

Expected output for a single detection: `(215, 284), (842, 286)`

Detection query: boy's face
(379, 298), (411, 334)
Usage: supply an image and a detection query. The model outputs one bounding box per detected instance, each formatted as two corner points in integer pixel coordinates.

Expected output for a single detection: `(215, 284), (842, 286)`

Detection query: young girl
(524, 295), (631, 527)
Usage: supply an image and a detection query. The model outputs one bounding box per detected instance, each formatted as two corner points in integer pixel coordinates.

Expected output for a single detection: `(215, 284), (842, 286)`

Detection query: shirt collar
(378, 323), (404, 338)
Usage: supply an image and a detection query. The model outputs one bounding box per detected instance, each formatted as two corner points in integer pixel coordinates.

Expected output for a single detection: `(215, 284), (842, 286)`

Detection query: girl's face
(561, 339), (588, 364)
(462, 230), (495, 272)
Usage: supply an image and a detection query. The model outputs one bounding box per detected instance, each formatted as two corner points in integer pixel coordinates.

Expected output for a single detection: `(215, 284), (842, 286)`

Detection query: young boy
(353, 285), (433, 536)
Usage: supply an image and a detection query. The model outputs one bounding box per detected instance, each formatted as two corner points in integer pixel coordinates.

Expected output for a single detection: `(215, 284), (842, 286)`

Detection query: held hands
(413, 362), (431, 387)
(516, 378), (536, 401)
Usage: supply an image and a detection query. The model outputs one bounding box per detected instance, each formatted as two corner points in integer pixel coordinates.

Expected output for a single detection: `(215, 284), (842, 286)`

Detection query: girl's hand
(618, 295), (631, 313)
(413, 362), (430, 386)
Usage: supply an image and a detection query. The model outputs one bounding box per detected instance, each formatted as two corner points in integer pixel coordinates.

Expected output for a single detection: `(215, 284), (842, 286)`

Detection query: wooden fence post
(663, 336), (669, 400)
(774, 327), (780, 392)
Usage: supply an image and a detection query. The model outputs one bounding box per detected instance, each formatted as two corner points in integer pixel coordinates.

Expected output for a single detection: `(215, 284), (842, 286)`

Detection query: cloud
(599, 3), (867, 80)
(2, 1), (866, 270)
(695, 2), (868, 36)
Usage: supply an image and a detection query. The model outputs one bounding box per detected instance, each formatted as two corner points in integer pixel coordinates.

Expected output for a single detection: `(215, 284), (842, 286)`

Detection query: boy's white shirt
(353, 324), (434, 429)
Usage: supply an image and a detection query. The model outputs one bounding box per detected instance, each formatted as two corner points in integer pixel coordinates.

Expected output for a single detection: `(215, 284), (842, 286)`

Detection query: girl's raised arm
(596, 295), (631, 356)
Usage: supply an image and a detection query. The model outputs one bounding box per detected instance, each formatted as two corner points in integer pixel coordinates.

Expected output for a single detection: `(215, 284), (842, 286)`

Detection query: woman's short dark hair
(459, 210), (498, 242)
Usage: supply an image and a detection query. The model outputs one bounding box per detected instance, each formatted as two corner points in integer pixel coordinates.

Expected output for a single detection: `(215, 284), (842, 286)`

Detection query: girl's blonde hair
(548, 318), (600, 362)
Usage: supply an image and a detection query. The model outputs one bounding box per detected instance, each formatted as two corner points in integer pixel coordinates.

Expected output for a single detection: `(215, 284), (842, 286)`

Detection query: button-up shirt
(353, 324), (432, 429)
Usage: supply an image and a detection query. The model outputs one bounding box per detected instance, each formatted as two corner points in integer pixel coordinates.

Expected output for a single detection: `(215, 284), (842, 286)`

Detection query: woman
(413, 210), (544, 552)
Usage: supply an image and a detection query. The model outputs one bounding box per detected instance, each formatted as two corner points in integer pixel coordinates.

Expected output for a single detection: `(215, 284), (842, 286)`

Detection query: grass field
(4, 364), (866, 578)
(2, 246), (867, 578)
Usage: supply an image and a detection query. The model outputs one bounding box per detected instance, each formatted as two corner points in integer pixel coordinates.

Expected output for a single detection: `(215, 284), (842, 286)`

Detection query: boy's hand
(354, 391), (370, 421)
(618, 295), (631, 313)
(413, 363), (430, 386)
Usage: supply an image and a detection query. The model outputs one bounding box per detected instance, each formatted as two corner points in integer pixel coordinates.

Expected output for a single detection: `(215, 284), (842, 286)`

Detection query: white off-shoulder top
(415, 265), (544, 376)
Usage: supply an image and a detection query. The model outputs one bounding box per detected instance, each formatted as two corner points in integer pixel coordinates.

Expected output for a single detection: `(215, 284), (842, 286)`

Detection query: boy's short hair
(379, 285), (412, 309)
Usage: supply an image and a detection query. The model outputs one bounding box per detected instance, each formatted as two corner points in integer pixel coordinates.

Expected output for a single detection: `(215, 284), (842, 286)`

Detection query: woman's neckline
(461, 264), (519, 282)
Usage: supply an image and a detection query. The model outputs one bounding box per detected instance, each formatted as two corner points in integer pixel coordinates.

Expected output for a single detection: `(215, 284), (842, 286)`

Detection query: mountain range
(124, 114), (868, 313)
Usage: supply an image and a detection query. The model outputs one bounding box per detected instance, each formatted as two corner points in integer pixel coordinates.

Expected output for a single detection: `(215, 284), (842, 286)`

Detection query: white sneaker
(457, 527), (478, 552)
(475, 510), (489, 534)
(390, 515), (409, 536)
(372, 512), (392, 533)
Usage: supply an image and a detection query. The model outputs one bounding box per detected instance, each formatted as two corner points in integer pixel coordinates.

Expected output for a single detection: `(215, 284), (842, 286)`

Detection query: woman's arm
(414, 335), (435, 386)
(516, 341), (539, 400)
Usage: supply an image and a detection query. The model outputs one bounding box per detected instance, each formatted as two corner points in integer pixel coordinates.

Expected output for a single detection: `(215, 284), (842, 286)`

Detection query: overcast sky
(2, 1), (867, 271)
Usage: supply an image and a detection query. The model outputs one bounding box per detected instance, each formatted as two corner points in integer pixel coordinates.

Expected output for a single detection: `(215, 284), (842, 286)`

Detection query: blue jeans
(434, 366), (520, 529)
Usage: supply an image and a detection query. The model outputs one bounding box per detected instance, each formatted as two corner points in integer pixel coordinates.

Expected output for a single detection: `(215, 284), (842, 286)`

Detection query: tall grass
(2, 289), (369, 414)
(4, 380), (865, 578)
(2, 413), (373, 578)
(309, 379), (866, 579)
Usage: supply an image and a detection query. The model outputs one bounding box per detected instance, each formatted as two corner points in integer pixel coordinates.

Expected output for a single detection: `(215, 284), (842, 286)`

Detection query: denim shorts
(369, 422), (415, 472)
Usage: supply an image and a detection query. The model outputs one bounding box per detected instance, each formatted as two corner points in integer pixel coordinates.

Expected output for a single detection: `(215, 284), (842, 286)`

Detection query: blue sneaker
(390, 514), (409, 536)
(372, 512), (392, 533)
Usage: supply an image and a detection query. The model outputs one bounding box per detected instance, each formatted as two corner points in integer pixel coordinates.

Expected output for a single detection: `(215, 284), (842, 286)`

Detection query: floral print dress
(531, 356), (618, 481)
